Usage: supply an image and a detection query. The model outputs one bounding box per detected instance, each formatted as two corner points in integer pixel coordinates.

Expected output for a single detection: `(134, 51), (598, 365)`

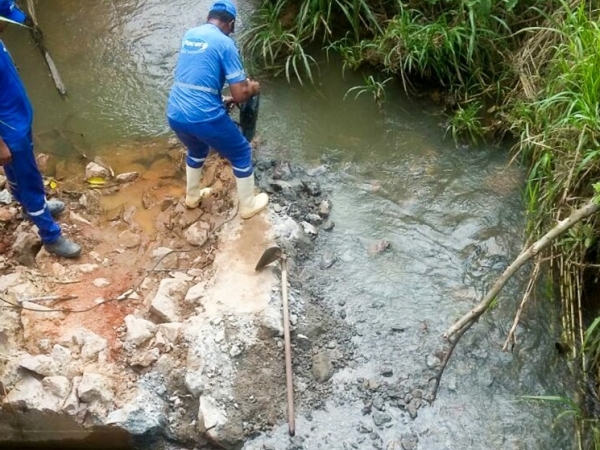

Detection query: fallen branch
(444, 199), (600, 340)
(502, 260), (541, 351)
(430, 199), (600, 401)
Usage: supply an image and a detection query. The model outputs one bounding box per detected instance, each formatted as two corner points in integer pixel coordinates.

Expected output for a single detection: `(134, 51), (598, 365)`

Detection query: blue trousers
(168, 113), (253, 178)
(3, 133), (61, 244)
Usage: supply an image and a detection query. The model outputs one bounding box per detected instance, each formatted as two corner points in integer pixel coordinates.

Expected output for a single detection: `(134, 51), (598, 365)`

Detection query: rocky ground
(0, 137), (355, 450)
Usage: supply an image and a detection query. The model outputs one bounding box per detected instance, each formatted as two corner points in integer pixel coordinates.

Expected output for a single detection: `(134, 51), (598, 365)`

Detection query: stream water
(2, 0), (575, 449)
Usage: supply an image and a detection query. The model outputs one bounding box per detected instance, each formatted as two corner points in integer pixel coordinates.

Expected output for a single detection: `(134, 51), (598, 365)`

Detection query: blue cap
(0, 0), (27, 24)
(210, 0), (236, 19)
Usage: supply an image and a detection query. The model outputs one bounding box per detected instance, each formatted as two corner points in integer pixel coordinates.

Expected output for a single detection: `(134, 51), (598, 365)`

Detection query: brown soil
(1, 143), (237, 359)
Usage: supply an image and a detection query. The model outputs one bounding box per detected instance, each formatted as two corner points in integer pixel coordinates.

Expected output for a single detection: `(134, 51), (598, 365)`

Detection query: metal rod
(280, 254), (295, 436)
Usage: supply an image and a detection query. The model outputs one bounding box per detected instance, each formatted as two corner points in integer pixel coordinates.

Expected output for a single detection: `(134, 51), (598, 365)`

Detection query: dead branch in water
(24, 0), (67, 97)
(430, 199), (600, 401)
(503, 260), (541, 351)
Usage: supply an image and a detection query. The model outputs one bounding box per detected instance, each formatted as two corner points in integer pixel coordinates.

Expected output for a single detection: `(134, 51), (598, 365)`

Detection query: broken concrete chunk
(199, 396), (243, 448)
(184, 221), (210, 247)
(185, 281), (206, 303)
(129, 348), (160, 368)
(60, 328), (108, 363)
(105, 388), (167, 436)
(4, 374), (45, 409)
(42, 376), (71, 400)
(198, 395), (227, 433)
(77, 372), (113, 404)
(157, 323), (182, 344)
(185, 371), (205, 398)
(19, 354), (59, 377)
(63, 376), (81, 415)
(116, 172), (140, 183)
(150, 278), (188, 323)
(124, 315), (157, 346)
(40, 376), (72, 412)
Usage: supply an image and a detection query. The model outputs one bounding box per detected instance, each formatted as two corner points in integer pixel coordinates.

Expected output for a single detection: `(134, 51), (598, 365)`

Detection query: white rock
(42, 376), (71, 405)
(0, 273), (21, 292)
(124, 315), (157, 346)
(261, 307), (284, 337)
(130, 348), (160, 368)
(214, 329), (225, 344)
(150, 278), (188, 323)
(74, 263), (99, 273)
(185, 281), (206, 303)
(85, 162), (111, 181)
(60, 328), (107, 362)
(184, 221), (210, 246)
(92, 278), (111, 288)
(301, 221), (319, 235)
(63, 376), (81, 415)
(4, 374), (44, 409)
(169, 271), (194, 282)
(185, 371), (205, 398)
(77, 372), (113, 404)
(105, 388), (167, 436)
(198, 396), (227, 432)
(116, 172), (140, 183)
(157, 323), (182, 344)
(119, 230), (141, 249)
(19, 354), (59, 377)
(152, 247), (173, 259)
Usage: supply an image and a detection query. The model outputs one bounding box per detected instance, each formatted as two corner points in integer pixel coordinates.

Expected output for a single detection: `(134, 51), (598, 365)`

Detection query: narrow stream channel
(2, 0), (576, 449)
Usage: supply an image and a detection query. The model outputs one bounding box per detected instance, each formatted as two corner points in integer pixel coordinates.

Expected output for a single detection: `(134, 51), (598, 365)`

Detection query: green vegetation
(241, 0), (600, 445)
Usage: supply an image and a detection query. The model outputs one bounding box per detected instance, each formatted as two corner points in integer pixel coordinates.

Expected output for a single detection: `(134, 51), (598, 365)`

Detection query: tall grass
(498, 2), (600, 446)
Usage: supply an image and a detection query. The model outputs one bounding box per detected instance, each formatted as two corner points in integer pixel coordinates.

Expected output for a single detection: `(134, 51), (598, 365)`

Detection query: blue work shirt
(0, 40), (33, 148)
(167, 23), (246, 124)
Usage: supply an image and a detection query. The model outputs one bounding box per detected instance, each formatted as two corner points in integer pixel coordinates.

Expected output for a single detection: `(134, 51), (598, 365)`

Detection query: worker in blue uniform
(167, 0), (269, 219)
(0, 1), (81, 258)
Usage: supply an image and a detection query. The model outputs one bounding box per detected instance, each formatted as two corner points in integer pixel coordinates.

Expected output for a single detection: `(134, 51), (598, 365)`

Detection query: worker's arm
(229, 79), (260, 105)
(0, 137), (12, 166)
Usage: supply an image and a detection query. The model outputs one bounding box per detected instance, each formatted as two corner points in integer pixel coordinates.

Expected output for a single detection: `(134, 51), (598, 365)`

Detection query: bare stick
(24, 0), (67, 97)
(429, 325), (469, 402)
(281, 254), (296, 436)
(444, 200), (600, 340)
(502, 260), (541, 351)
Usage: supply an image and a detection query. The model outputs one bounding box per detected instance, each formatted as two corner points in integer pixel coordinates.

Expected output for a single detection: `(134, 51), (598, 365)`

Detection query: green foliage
(445, 101), (485, 145)
(240, 0), (383, 84)
(344, 74), (392, 109)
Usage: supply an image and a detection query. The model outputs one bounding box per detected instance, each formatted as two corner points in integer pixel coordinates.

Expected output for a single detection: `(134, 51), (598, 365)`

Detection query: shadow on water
(1, 1), (577, 449)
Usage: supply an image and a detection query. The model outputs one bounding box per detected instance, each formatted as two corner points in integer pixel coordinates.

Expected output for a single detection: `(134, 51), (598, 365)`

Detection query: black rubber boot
(44, 235), (82, 258)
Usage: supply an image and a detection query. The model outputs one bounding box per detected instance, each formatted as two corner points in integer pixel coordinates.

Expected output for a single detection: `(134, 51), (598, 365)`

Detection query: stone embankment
(0, 145), (340, 450)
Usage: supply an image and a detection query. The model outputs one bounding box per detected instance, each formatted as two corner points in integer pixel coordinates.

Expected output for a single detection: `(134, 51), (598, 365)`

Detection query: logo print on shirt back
(182, 38), (209, 54)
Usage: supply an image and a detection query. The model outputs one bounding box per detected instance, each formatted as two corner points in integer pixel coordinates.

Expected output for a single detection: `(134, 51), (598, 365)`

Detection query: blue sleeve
(222, 40), (246, 85)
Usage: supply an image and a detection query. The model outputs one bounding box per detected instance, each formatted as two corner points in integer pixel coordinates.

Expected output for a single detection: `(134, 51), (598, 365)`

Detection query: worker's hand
(0, 140), (12, 166)
(222, 95), (235, 112)
(248, 79), (261, 96)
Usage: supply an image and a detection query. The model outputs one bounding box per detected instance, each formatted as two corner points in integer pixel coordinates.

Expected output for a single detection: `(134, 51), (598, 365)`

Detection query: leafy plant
(344, 74), (392, 110)
(445, 101), (485, 145)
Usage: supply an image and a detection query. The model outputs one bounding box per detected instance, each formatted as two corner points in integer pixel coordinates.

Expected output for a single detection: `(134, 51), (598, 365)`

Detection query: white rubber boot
(185, 165), (212, 209)
(235, 175), (269, 219)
